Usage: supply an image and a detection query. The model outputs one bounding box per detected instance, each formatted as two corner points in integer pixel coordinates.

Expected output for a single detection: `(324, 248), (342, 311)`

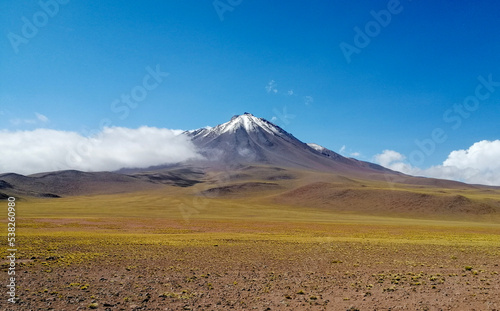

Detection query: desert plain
(2, 165), (500, 310)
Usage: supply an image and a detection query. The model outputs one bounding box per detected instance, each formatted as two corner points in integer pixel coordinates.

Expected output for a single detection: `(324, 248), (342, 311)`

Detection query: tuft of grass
(384, 285), (396, 292)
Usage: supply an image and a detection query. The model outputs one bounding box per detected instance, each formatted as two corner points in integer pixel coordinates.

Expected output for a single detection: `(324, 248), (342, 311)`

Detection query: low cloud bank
(0, 126), (201, 175)
(374, 140), (500, 186)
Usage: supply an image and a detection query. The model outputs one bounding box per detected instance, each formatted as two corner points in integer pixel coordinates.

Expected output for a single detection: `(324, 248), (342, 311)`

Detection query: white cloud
(443, 140), (500, 171)
(10, 119), (33, 125)
(339, 145), (346, 154)
(373, 140), (500, 186)
(287, 90), (294, 96)
(372, 150), (417, 175)
(0, 126), (202, 175)
(10, 112), (49, 125)
(265, 80), (278, 94)
(35, 113), (49, 123)
(338, 145), (361, 158)
(304, 96), (314, 105)
(373, 149), (405, 167)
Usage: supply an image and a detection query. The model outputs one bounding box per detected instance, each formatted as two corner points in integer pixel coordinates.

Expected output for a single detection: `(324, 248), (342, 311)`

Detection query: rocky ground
(3, 224), (500, 311)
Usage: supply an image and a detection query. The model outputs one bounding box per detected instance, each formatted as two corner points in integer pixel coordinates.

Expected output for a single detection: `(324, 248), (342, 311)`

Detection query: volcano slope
(2, 164), (500, 311)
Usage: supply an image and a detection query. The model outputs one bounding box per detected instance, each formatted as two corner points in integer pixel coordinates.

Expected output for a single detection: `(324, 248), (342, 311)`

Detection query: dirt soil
(3, 219), (500, 311)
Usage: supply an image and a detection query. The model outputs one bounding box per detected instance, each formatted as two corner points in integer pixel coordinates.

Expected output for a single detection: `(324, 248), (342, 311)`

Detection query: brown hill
(274, 181), (498, 216)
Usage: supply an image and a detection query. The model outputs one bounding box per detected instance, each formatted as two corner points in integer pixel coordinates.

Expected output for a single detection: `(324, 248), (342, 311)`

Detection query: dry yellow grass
(2, 174), (500, 310)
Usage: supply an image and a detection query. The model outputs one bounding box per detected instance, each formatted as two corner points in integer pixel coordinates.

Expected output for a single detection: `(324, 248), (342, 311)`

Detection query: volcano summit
(186, 113), (391, 176)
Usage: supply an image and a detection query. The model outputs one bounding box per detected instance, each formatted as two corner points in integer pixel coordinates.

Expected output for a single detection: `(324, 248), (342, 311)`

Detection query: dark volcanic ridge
(0, 166), (206, 198)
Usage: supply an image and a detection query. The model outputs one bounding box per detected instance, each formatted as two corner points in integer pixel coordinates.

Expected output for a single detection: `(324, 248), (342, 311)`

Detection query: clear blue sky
(1, 0), (500, 171)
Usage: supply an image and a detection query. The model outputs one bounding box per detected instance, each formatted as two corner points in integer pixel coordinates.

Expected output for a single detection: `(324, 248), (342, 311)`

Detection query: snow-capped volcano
(185, 113), (391, 175)
(188, 112), (282, 138)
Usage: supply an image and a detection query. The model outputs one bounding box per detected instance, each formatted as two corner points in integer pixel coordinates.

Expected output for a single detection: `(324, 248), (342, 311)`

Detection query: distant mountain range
(1, 113), (498, 200)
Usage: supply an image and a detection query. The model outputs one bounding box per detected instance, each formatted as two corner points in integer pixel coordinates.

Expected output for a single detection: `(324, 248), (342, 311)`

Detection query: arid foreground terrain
(2, 165), (500, 310)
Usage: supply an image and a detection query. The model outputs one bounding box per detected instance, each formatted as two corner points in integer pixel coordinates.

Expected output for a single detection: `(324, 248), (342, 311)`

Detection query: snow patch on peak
(186, 113), (287, 140)
(187, 126), (211, 133)
(215, 113), (280, 135)
(307, 143), (325, 152)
